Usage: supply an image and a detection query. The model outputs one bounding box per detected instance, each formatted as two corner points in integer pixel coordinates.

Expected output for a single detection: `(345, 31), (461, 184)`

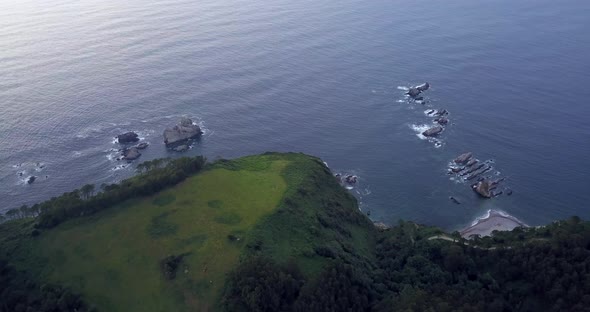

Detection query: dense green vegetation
(2, 153), (590, 312)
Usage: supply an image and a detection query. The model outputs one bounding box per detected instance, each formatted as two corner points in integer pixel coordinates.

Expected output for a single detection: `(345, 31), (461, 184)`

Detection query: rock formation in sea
(454, 152), (473, 164)
(117, 132), (139, 144)
(122, 147), (141, 161)
(407, 82), (430, 97)
(163, 118), (202, 147)
(473, 180), (492, 198)
(422, 126), (443, 137)
(173, 145), (189, 152)
(435, 117), (449, 125)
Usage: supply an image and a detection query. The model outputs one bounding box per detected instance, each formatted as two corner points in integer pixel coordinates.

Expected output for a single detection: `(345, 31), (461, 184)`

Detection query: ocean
(1, 0), (589, 231)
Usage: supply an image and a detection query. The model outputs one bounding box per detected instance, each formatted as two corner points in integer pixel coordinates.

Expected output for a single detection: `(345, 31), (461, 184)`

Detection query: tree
(80, 184), (95, 200)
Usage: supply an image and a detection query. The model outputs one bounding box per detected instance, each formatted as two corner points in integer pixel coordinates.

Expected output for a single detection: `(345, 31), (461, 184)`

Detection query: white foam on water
(396, 99), (405, 103)
(72, 151), (83, 158)
(409, 124), (431, 140)
(397, 86), (409, 91)
(469, 209), (527, 227)
(105, 148), (120, 162)
(111, 164), (129, 171)
(424, 109), (438, 117)
(323, 161), (329, 168)
(195, 119), (210, 136)
(471, 209), (492, 226)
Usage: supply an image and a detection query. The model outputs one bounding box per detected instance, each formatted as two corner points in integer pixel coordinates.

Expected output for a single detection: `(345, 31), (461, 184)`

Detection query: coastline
(460, 210), (527, 238)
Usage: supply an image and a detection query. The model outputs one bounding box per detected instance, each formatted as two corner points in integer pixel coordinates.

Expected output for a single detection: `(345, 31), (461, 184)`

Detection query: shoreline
(460, 210), (527, 238)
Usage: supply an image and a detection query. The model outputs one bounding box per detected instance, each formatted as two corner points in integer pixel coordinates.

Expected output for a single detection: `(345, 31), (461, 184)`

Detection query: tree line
(0, 156), (206, 229)
(223, 217), (590, 312)
(0, 259), (93, 312)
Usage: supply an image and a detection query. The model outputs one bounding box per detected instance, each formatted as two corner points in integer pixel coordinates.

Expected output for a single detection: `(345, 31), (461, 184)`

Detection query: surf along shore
(460, 210), (528, 238)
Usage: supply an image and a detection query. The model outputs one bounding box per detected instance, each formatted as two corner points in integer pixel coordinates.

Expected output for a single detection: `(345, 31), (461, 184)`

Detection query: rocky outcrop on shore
(163, 118), (202, 147)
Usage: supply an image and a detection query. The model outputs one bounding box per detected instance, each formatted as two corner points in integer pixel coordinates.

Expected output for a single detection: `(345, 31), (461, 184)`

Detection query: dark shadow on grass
(148, 210), (179, 238)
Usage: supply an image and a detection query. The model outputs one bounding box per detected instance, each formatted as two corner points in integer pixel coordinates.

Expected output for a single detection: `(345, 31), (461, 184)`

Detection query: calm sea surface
(1, 0), (589, 230)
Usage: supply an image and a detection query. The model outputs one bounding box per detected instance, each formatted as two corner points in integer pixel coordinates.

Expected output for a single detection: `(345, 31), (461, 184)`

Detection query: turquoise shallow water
(1, 0), (589, 230)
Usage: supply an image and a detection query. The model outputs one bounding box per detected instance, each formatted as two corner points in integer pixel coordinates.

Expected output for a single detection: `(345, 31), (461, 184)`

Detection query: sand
(460, 210), (527, 238)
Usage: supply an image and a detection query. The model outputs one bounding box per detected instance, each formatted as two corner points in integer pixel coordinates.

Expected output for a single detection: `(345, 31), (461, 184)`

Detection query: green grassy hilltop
(29, 156), (289, 311)
(1, 153), (375, 312)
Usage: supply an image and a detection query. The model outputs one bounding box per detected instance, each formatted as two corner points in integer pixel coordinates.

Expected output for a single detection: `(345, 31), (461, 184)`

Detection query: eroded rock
(435, 117), (449, 125)
(117, 132), (139, 144)
(454, 152), (473, 164)
(122, 147), (141, 161)
(422, 126), (443, 137)
(473, 180), (492, 198)
(164, 118), (202, 147)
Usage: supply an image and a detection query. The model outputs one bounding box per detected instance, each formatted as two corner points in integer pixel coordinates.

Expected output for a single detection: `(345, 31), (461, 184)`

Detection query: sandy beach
(461, 210), (527, 238)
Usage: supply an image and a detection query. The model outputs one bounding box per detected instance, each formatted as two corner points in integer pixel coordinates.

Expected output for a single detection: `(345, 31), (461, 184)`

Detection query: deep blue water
(1, 0), (589, 231)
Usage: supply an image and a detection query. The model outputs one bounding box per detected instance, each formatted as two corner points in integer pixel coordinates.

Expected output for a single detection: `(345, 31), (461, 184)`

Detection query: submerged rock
(174, 145), (189, 152)
(27, 176), (36, 184)
(164, 118), (202, 147)
(449, 196), (461, 204)
(461, 163), (485, 176)
(435, 117), (449, 125)
(454, 152), (473, 164)
(422, 126), (444, 137)
(135, 142), (149, 150)
(449, 167), (464, 173)
(466, 166), (491, 180)
(345, 175), (357, 184)
(117, 132), (139, 144)
(122, 147), (141, 161)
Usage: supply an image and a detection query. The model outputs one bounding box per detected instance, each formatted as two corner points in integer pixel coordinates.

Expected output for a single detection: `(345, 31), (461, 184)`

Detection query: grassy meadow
(6, 155), (294, 311)
(0, 153), (377, 311)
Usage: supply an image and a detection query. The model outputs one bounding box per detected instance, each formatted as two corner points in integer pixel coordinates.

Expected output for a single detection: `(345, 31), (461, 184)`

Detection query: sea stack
(163, 118), (202, 147)
(473, 180), (492, 198)
(117, 132), (139, 144)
